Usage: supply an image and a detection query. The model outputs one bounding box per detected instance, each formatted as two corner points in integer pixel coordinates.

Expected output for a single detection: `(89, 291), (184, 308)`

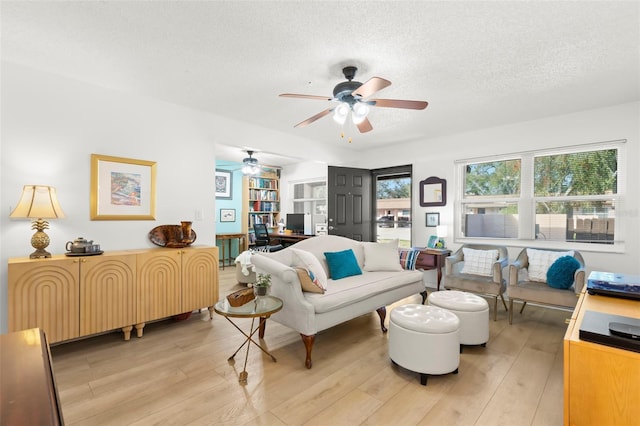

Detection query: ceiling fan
(218, 150), (280, 175)
(280, 66), (428, 133)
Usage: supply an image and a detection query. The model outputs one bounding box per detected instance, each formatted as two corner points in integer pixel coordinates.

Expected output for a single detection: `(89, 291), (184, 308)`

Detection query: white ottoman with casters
(389, 304), (460, 386)
(427, 290), (489, 349)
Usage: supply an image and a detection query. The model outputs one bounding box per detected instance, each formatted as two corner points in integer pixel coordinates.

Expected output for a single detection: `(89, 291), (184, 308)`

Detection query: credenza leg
(135, 323), (145, 338)
(122, 325), (133, 341)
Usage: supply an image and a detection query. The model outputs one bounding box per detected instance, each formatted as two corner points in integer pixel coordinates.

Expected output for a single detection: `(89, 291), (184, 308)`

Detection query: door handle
(328, 226), (335, 230)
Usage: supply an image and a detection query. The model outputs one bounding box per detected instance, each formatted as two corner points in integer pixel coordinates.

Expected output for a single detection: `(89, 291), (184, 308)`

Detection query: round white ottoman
(428, 290), (489, 349)
(389, 304), (460, 386)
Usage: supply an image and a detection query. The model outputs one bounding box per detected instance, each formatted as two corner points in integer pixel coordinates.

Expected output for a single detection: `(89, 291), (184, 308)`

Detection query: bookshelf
(243, 171), (280, 244)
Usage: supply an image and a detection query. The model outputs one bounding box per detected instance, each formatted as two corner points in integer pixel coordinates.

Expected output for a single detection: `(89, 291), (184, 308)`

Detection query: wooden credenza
(8, 246), (219, 344)
(563, 289), (640, 425)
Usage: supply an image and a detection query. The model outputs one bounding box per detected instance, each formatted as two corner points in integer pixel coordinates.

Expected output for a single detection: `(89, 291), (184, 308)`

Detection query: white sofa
(251, 235), (424, 368)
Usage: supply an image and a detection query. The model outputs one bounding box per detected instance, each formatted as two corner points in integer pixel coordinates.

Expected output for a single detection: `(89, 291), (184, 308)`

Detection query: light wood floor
(51, 268), (568, 425)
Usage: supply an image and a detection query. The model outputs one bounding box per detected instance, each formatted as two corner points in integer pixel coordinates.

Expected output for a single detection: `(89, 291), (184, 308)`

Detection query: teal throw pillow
(324, 249), (362, 280)
(546, 255), (580, 289)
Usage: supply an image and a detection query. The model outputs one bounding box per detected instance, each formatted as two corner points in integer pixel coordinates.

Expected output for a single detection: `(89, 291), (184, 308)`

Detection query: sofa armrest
(251, 254), (316, 333)
(445, 252), (463, 275)
(508, 260), (526, 287)
(574, 267), (586, 295)
(492, 256), (509, 284)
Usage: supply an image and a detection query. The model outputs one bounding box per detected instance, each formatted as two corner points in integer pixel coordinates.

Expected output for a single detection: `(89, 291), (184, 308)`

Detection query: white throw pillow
(461, 248), (499, 276)
(526, 248), (574, 283)
(362, 239), (403, 272)
(290, 248), (328, 290)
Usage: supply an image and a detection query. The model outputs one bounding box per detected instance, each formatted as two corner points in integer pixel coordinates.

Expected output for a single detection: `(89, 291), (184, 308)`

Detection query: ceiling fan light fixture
(352, 102), (369, 124)
(333, 102), (349, 124)
(242, 164), (259, 175)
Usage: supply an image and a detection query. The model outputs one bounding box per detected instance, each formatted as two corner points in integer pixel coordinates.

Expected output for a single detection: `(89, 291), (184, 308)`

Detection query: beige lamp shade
(10, 185), (66, 219)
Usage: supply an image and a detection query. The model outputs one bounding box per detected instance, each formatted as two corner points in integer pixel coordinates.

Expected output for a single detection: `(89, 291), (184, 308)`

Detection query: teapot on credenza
(65, 237), (99, 254)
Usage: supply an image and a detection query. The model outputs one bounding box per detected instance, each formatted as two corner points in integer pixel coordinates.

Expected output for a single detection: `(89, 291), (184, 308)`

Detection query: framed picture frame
(419, 176), (447, 207)
(427, 235), (438, 248)
(426, 212), (440, 227)
(90, 154), (156, 220)
(215, 169), (233, 199)
(220, 208), (236, 222)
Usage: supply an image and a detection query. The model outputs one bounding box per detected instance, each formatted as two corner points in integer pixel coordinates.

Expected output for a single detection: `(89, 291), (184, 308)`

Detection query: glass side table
(213, 295), (283, 383)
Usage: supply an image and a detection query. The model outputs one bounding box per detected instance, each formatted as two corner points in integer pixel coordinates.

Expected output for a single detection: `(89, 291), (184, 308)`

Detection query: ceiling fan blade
(352, 77), (391, 99)
(370, 98), (428, 110)
(357, 117), (373, 133)
(294, 108), (333, 128)
(280, 93), (333, 101)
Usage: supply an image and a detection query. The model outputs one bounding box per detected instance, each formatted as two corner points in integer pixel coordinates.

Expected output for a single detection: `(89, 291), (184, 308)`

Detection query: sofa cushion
(461, 248), (498, 276)
(291, 248), (328, 289)
(527, 248), (574, 283)
(362, 239), (403, 272)
(546, 256), (580, 289)
(294, 267), (325, 293)
(324, 249), (363, 280)
(305, 270), (423, 314)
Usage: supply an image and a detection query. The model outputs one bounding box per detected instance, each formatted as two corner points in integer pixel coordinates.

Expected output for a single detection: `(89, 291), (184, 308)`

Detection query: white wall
(0, 62), (330, 333)
(355, 102), (640, 278)
(2, 60), (638, 332)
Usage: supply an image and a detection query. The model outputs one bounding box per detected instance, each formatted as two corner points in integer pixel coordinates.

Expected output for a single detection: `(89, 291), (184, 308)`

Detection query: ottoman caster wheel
(453, 368), (459, 374)
(481, 342), (487, 347)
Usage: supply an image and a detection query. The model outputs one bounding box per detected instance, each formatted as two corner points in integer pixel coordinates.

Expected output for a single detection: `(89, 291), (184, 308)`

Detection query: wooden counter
(563, 289), (640, 425)
(0, 328), (64, 425)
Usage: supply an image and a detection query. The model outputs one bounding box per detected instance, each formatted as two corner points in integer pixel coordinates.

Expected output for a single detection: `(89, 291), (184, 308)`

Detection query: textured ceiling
(2, 1), (639, 164)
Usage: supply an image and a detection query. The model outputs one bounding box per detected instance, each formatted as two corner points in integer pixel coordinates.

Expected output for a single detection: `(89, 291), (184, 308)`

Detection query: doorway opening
(373, 165), (412, 247)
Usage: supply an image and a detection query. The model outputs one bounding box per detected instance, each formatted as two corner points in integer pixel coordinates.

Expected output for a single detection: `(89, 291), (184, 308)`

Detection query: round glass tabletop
(214, 295), (283, 318)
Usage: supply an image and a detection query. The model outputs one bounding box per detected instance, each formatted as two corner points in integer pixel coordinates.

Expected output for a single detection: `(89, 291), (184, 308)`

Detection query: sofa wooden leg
(300, 334), (315, 369)
(376, 307), (388, 333)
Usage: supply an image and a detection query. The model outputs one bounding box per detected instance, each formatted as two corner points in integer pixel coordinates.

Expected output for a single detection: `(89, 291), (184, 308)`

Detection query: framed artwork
(220, 208), (236, 222)
(419, 176), (447, 207)
(215, 169), (233, 199)
(427, 235), (438, 248)
(90, 154), (156, 220)
(426, 212), (440, 227)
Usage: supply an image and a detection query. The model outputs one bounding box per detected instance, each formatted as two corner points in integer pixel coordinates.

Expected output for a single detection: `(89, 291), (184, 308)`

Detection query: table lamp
(436, 225), (448, 249)
(10, 185), (65, 258)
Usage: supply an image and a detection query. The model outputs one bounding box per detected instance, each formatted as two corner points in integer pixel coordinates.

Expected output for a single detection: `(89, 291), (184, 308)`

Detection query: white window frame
(454, 140), (626, 253)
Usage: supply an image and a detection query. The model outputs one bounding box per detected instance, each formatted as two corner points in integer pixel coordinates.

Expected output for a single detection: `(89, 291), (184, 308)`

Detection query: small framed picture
(427, 235), (438, 248)
(215, 169), (233, 199)
(426, 212), (440, 227)
(220, 208), (236, 222)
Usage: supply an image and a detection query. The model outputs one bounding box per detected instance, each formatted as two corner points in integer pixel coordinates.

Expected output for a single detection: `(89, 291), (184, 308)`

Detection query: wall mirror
(419, 176), (446, 207)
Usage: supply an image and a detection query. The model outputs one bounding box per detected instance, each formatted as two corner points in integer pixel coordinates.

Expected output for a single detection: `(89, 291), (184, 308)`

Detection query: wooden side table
(214, 295), (283, 383)
(414, 248), (452, 302)
(216, 233), (247, 269)
(564, 288), (640, 425)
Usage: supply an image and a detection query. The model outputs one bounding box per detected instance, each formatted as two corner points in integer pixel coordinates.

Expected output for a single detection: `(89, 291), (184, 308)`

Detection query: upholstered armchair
(508, 248), (586, 324)
(444, 244), (509, 321)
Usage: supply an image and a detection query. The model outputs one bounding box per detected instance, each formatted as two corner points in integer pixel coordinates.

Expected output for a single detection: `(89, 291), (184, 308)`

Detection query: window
(291, 180), (326, 233)
(457, 141), (623, 247)
(373, 165), (412, 247)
